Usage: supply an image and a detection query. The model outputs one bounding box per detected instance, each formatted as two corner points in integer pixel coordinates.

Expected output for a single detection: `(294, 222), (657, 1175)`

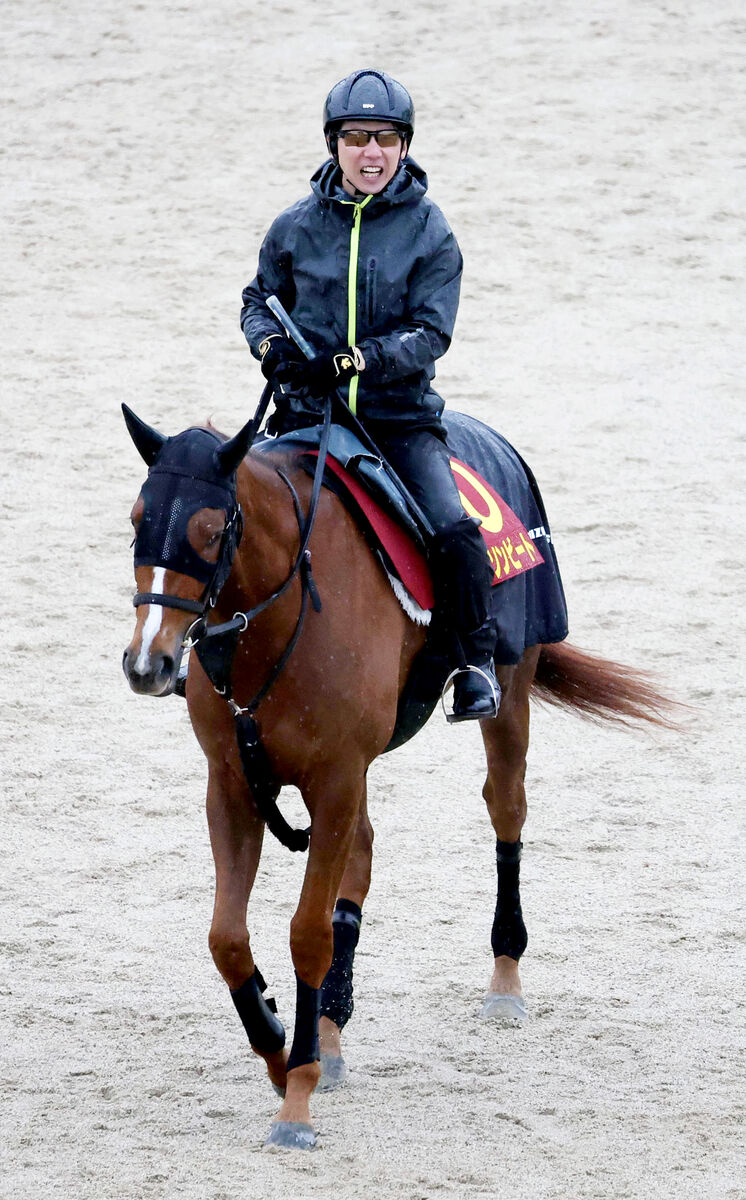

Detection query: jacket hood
(310, 155), (428, 208)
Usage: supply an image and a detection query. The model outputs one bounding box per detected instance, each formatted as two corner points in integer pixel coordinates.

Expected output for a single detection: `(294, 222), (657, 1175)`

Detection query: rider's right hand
(259, 335), (306, 389)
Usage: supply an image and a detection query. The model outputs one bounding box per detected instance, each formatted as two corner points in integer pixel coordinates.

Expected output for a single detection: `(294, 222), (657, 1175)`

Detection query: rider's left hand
(293, 347), (364, 398)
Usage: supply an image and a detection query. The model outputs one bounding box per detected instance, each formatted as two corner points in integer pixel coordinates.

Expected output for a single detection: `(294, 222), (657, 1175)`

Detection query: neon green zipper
(342, 194), (372, 415)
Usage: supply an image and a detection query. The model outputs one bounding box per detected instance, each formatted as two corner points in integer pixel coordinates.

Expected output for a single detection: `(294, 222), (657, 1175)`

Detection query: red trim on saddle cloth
(315, 454), (545, 610)
(322, 456), (435, 611)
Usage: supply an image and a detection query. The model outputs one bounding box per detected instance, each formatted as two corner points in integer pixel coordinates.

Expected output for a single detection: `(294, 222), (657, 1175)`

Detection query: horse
(121, 402), (674, 1149)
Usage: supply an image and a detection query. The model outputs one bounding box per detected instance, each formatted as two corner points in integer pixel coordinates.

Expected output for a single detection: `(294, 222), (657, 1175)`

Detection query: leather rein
(191, 392), (332, 720)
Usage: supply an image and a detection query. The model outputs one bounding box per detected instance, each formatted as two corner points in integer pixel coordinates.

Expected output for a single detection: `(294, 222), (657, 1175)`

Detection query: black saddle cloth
(442, 411), (567, 664)
(385, 411), (568, 750)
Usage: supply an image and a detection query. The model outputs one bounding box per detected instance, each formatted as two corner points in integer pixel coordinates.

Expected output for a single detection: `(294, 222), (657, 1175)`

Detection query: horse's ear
(214, 417), (255, 476)
(122, 404), (167, 465)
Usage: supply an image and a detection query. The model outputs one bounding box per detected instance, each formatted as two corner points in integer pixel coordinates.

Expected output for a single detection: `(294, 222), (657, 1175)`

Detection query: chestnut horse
(121, 404), (672, 1149)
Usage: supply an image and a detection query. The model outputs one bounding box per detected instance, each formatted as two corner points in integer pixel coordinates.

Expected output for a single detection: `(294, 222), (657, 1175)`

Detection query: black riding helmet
(324, 69), (415, 157)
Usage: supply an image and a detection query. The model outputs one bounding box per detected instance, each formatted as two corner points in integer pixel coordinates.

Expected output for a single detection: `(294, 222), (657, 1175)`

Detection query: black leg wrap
(491, 838), (528, 961)
(230, 968), (286, 1055)
(320, 900), (362, 1031)
(286, 974), (321, 1072)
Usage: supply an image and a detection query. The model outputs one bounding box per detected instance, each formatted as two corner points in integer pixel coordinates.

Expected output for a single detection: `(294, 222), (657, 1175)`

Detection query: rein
(194, 395), (331, 713)
(190, 392), (333, 853)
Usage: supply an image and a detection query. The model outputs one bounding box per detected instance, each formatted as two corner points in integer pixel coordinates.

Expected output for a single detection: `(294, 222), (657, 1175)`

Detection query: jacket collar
(310, 155), (428, 209)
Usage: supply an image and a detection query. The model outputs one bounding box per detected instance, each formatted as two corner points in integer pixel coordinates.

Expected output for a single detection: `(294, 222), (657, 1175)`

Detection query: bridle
(128, 390), (333, 855)
(189, 397), (331, 715)
(131, 397), (331, 681)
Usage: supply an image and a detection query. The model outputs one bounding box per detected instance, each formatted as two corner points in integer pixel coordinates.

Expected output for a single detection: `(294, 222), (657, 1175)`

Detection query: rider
(240, 69), (499, 721)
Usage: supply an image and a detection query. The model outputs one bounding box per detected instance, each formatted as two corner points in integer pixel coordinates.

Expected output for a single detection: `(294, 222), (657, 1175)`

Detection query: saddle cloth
(257, 410), (568, 669)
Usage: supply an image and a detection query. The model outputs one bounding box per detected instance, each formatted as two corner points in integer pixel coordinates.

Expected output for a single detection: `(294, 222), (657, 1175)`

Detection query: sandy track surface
(2, 2), (744, 1197)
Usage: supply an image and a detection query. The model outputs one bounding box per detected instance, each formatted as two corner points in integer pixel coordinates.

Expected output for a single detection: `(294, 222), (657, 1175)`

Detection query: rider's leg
(371, 423), (499, 720)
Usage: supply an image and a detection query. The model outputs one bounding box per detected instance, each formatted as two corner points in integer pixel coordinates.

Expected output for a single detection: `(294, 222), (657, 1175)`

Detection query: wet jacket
(240, 156), (463, 428)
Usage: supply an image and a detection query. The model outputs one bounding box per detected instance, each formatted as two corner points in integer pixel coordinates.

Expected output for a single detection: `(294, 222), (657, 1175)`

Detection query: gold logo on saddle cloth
(449, 458), (545, 586)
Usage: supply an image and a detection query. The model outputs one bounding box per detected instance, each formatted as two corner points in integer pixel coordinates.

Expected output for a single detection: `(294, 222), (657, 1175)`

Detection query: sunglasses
(337, 129), (404, 148)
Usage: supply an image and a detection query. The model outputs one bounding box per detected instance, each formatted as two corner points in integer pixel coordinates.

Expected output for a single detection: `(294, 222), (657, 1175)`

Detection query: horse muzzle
(122, 644), (182, 696)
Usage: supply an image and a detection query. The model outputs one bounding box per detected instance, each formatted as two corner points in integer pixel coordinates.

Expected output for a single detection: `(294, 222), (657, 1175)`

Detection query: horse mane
(205, 418), (228, 442)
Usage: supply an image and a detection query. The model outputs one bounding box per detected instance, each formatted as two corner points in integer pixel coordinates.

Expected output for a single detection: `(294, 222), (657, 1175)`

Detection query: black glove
(293, 347), (362, 398)
(258, 335), (305, 388)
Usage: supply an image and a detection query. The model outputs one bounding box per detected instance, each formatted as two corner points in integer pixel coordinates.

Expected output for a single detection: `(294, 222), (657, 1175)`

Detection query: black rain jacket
(240, 156), (463, 428)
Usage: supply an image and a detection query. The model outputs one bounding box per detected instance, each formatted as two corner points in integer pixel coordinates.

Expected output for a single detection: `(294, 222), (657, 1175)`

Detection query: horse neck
(215, 451), (301, 616)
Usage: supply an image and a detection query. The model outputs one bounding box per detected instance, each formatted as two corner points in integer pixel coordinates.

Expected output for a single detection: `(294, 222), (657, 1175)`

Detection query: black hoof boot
(448, 663), (501, 722)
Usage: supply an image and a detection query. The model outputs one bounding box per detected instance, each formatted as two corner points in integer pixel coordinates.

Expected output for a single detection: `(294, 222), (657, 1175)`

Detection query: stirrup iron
(441, 664), (500, 723)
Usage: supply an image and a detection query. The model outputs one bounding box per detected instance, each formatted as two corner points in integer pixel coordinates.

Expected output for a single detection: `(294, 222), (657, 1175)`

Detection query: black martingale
(233, 713), (310, 853)
(191, 397), (332, 854)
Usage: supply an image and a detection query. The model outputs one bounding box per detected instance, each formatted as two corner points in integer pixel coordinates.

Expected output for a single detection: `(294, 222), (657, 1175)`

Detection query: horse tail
(532, 642), (680, 728)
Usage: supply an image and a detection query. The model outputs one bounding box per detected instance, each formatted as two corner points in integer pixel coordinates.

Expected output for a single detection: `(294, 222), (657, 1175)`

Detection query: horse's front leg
(267, 764), (365, 1149)
(479, 646), (540, 1022)
(205, 764), (289, 1094)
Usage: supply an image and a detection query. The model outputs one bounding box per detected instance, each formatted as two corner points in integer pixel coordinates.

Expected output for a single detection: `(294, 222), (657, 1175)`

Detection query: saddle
(255, 411), (568, 750)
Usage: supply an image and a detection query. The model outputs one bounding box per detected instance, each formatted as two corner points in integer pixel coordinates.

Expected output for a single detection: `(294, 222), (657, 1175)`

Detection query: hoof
(270, 1081), (286, 1098)
(264, 1121), (317, 1150)
(479, 993), (528, 1022)
(316, 1053), (347, 1092)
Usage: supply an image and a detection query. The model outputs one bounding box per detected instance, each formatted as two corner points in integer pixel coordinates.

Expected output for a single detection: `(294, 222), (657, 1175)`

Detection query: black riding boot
(429, 519), (500, 722)
(451, 668), (500, 720)
(449, 617), (501, 722)
(372, 427), (500, 721)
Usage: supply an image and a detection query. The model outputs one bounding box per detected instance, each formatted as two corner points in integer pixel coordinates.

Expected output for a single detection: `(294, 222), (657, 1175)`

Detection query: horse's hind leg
(318, 778), (373, 1087)
(479, 646), (539, 1021)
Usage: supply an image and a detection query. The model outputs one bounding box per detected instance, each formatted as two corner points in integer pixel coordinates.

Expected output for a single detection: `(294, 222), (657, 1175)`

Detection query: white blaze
(134, 567), (166, 674)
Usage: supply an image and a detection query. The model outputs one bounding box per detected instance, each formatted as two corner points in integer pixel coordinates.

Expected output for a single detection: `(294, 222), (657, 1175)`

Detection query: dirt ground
(2, 2), (745, 1197)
